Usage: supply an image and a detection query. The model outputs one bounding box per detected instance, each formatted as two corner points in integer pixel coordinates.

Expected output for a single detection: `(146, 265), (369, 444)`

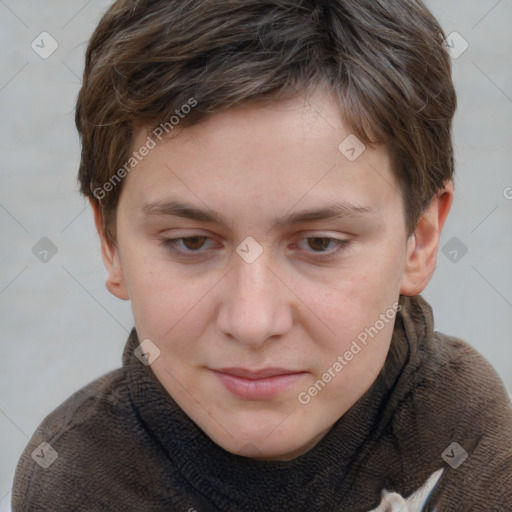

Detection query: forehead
(122, 90), (402, 229)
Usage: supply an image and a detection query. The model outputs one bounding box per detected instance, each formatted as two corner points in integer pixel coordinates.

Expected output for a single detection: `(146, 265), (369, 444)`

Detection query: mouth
(211, 367), (308, 401)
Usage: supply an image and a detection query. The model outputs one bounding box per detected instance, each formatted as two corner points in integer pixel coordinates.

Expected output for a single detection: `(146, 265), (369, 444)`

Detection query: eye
(160, 236), (215, 258)
(296, 237), (350, 259)
(302, 237), (339, 252)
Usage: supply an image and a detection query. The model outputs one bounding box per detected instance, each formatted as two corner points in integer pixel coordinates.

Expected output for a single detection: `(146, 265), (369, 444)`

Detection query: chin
(201, 410), (323, 461)
(227, 435), (305, 461)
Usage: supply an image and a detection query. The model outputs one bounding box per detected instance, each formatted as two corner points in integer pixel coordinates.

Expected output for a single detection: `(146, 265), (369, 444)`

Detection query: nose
(216, 250), (292, 348)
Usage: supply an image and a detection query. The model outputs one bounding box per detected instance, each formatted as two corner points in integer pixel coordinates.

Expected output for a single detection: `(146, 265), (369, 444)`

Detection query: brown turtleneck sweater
(11, 295), (512, 511)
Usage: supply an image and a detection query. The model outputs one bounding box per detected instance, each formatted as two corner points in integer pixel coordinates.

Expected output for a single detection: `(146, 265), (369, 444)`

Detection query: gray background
(1, 0), (511, 508)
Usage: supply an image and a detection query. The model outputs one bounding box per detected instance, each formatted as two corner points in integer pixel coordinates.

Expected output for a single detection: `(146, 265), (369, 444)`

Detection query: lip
(211, 367), (307, 400)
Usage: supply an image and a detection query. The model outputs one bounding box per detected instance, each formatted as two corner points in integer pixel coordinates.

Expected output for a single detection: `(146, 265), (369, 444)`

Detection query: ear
(400, 181), (454, 296)
(89, 199), (129, 301)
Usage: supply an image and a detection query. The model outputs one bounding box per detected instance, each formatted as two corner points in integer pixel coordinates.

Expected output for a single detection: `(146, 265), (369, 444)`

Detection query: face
(97, 87), (444, 461)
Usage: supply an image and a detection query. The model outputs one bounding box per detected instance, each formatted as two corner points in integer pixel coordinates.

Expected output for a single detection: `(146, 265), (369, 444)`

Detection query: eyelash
(159, 235), (351, 261)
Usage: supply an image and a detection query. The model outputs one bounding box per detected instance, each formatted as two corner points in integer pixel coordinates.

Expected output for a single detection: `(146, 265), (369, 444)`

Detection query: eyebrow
(140, 199), (377, 229)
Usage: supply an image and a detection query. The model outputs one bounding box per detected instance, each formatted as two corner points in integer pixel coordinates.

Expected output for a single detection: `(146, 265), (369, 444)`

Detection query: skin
(91, 86), (453, 461)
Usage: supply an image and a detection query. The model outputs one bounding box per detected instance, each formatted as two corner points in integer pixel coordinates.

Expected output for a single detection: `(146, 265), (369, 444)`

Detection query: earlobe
(400, 181), (454, 296)
(89, 199), (130, 301)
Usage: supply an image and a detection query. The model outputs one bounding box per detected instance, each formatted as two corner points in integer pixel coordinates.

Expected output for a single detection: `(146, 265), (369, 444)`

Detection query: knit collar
(122, 294), (432, 510)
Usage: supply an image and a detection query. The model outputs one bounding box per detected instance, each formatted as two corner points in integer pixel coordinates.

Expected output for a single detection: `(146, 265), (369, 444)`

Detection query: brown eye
(181, 236), (208, 250)
(306, 237), (333, 252)
(295, 236), (351, 260)
(160, 236), (215, 258)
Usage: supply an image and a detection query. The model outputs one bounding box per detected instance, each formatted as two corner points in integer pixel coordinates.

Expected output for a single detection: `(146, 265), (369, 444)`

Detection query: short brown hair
(76, 0), (457, 244)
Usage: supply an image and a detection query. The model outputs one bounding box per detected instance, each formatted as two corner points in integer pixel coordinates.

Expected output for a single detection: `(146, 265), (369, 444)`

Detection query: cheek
(120, 244), (211, 342)
(353, 233), (406, 304)
(304, 279), (398, 401)
(306, 252), (402, 338)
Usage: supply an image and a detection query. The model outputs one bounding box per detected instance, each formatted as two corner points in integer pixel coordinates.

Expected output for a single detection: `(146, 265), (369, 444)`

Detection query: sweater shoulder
(23, 367), (130, 449)
(391, 325), (512, 454)
(397, 330), (512, 506)
(11, 368), (136, 511)
(426, 330), (511, 410)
